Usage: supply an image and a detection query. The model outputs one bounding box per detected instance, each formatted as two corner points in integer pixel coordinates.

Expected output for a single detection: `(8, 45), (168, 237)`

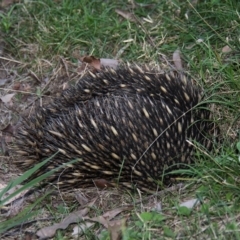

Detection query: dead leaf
(80, 55), (101, 70)
(100, 206), (132, 222)
(79, 56), (119, 72)
(75, 192), (88, 206)
(93, 179), (114, 189)
(72, 221), (94, 236)
(72, 206), (132, 237)
(62, 82), (69, 90)
(152, 201), (162, 213)
(0, 185), (27, 208)
(37, 209), (90, 238)
(36, 198), (97, 239)
(12, 82), (21, 90)
(6, 198), (25, 217)
(222, 45), (232, 53)
(179, 198), (200, 209)
(108, 218), (127, 240)
(173, 49), (183, 70)
(196, 38), (204, 43)
(0, 79), (8, 86)
(100, 59), (119, 69)
(0, 93), (15, 104)
(115, 9), (137, 23)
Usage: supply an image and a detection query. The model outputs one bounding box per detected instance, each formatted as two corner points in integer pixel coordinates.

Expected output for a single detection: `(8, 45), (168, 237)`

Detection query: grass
(0, 0), (240, 239)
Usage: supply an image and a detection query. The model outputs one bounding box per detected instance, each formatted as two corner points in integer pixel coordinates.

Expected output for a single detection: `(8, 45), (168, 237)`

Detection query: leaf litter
(36, 195), (132, 239)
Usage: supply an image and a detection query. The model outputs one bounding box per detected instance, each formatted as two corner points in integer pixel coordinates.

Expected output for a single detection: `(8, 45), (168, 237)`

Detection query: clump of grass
(0, 154), (80, 235)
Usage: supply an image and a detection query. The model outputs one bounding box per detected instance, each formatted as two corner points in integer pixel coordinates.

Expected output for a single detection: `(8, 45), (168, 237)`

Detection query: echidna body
(14, 65), (214, 192)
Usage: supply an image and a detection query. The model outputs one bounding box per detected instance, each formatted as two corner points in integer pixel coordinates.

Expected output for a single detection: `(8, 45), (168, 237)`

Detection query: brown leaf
(37, 209), (90, 238)
(89, 206), (132, 229)
(93, 179), (114, 189)
(72, 206), (132, 236)
(78, 56), (119, 73)
(36, 198), (97, 239)
(108, 218), (127, 240)
(75, 192), (88, 206)
(12, 82), (21, 90)
(80, 55), (101, 70)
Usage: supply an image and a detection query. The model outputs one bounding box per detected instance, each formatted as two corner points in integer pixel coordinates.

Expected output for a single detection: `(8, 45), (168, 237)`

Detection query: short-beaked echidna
(13, 65), (216, 192)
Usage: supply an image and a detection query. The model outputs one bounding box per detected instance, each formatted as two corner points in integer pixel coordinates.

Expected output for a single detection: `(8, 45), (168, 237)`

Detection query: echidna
(13, 65), (216, 192)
